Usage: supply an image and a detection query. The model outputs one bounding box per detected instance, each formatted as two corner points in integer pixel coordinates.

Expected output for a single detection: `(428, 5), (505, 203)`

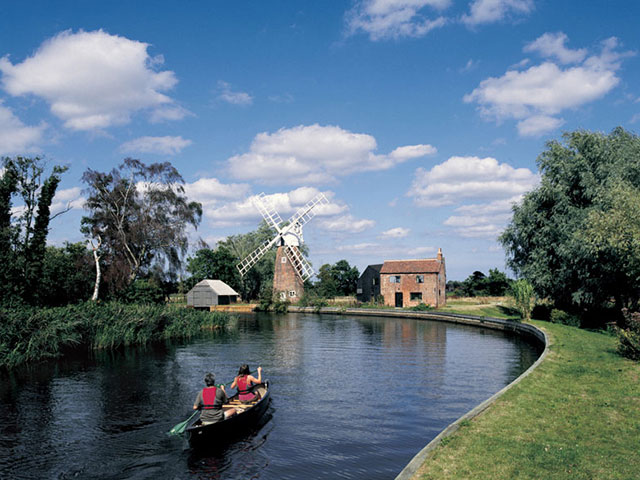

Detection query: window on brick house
(410, 292), (422, 301)
(416, 275), (424, 283)
(389, 275), (401, 283)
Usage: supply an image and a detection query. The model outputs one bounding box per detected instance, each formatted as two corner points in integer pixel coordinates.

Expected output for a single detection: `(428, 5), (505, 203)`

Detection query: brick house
(379, 248), (446, 308)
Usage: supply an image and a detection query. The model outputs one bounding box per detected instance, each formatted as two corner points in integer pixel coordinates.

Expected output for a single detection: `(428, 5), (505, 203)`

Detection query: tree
(0, 156), (68, 305)
(485, 268), (512, 296)
(186, 247), (241, 291)
(81, 158), (202, 298)
(331, 260), (359, 296)
(0, 160), (18, 301)
(314, 259), (359, 297)
(40, 242), (94, 306)
(500, 127), (640, 319)
(316, 263), (338, 298)
(217, 221), (277, 301)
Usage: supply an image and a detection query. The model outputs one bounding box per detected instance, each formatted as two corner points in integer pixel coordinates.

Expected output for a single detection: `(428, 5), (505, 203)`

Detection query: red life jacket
(202, 387), (217, 409)
(237, 376), (255, 401)
(237, 376), (248, 393)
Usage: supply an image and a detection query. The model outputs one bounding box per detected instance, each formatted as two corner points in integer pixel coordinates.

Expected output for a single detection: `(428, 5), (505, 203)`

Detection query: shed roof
(380, 259), (441, 274)
(192, 279), (239, 296)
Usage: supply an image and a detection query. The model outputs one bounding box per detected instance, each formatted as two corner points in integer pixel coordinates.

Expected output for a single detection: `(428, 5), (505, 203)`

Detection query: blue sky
(1, 0), (639, 280)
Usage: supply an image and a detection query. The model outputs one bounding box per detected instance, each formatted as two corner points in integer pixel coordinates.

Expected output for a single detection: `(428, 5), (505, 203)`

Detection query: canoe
(186, 381), (270, 448)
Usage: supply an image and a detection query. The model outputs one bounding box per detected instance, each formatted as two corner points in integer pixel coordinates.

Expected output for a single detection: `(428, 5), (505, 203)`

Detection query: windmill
(236, 192), (329, 300)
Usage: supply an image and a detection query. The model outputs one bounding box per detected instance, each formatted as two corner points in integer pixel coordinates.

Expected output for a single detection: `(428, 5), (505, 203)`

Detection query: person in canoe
(230, 365), (262, 403)
(193, 372), (236, 424)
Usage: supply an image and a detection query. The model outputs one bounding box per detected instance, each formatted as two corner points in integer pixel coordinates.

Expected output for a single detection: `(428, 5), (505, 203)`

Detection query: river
(0, 312), (541, 479)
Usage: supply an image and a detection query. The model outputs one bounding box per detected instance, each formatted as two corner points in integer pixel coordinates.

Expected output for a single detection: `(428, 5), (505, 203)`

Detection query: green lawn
(413, 321), (640, 480)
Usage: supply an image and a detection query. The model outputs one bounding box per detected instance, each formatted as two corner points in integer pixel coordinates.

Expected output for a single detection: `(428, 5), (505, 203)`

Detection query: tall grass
(0, 302), (229, 369)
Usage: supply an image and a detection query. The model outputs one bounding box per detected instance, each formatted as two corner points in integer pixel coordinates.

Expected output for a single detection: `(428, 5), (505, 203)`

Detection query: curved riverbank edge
(288, 306), (549, 480)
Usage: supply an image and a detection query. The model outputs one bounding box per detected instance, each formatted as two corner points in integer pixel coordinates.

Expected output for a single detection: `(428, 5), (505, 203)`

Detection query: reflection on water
(0, 313), (541, 479)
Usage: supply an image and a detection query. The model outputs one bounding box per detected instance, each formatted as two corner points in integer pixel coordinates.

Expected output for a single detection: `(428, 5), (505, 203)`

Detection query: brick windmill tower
(236, 192), (328, 301)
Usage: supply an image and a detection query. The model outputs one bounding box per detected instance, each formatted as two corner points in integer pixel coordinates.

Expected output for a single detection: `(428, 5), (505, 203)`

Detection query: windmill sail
(236, 191), (327, 283)
(284, 245), (314, 282)
(284, 193), (329, 229)
(254, 193), (283, 232)
(236, 237), (278, 277)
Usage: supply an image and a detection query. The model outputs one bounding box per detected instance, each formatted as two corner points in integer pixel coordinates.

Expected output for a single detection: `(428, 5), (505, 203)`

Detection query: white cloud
(0, 102), (46, 154)
(228, 124), (436, 184)
(460, 58), (479, 73)
(407, 246), (436, 256)
(408, 156), (538, 207)
(120, 136), (192, 155)
(184, 177), (251, 202)
(443, 196), (522, 238)
(217, 81), (253, 106)
(335, 242), (380, 252)
(464, 36), (632, 136)
(202, 187), (346, 227)
(319, 214), (376, 233)
(516, 115), (564, 136)
(524, 32), (587, 64)
(380, 227), (410, 238)
(389, 144), (437, 160)
(149, 105), (191, 123)
(331, 242), (436, 259)
(462, 0), (534, 26)
(50, 186), (85, 215)
(0, 29), (184, 131)
(346, 0), (449, 40)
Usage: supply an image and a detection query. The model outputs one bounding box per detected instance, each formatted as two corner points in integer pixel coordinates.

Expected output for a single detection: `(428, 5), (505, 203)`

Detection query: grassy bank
(0, 302), (229, 369)
(412, 321), (640, 480)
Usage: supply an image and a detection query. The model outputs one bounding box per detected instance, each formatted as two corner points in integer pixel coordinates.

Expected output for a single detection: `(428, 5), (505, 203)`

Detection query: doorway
(395, 292), (403, 308)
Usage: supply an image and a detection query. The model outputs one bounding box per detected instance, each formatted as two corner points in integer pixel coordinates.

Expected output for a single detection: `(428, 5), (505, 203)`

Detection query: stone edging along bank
(288, 306), (549, 480)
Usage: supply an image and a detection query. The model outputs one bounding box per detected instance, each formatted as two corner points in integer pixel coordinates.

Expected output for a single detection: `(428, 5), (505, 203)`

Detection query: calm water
(0, 313), (541, 479)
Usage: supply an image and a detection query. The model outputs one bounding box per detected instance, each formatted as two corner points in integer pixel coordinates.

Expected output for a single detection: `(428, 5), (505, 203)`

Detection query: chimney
(437, 247), (443, 261)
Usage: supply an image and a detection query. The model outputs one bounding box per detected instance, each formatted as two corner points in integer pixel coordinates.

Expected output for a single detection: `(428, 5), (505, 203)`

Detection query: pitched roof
(380, 259), (441, 274)
(194, 279), (239, 296)
(365, 264), (383, 273)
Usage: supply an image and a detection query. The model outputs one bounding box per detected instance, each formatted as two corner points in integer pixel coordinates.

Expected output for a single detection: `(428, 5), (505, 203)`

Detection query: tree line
(1, 155), (361, 307)
(1, 156), (202, 307)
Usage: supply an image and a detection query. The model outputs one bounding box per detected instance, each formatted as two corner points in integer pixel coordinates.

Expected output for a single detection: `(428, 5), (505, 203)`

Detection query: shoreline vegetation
(0, 302), (229, 370)
(411, 321), (640, 480)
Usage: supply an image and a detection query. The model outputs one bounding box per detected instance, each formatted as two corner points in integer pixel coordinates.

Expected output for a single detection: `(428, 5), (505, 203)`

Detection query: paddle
(168, 409), (199, 436)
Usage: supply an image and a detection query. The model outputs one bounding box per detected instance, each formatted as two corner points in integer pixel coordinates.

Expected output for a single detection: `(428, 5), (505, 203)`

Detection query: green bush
(272, 296), (290, 314)
(617, 309), (640, 361)
(119, 279), (165, 304)
(255, 282), (274, 312)
(410, 303), (433, 311)
(531, 303), (552, 321)
(298, 292), (329, 312)
(510, 279), (534, 321)
(550, 309), (581, 327)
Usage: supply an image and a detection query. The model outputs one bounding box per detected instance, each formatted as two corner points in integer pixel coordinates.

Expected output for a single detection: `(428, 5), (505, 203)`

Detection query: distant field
(441, 296), (521, 320)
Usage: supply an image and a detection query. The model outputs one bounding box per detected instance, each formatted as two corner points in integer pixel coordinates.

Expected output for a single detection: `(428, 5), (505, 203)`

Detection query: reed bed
(0, 302), (229, 369)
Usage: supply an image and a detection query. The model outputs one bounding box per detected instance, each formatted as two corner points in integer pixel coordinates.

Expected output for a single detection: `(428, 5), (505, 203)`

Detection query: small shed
(187, 279), (240, 308)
